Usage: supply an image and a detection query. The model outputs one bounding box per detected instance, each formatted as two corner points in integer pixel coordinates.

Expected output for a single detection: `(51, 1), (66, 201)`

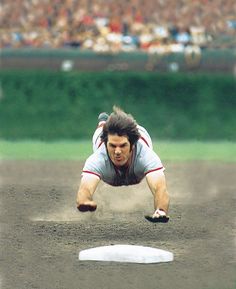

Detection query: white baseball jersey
(82, 138), (164, 186)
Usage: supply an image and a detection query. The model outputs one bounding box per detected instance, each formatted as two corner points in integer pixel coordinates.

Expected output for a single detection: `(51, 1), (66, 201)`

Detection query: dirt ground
(0, 160), (235, 289)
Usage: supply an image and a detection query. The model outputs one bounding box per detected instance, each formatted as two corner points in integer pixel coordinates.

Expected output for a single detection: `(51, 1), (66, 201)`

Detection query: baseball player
(76, 106), (170, 222)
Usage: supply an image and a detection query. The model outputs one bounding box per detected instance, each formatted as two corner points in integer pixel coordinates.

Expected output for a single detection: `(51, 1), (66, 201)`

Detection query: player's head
(101, 106), (140, 148)
(101, 106), (140, 167)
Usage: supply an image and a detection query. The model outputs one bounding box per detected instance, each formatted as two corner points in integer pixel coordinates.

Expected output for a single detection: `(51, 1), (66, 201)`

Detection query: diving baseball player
(76, 106), (170, 222)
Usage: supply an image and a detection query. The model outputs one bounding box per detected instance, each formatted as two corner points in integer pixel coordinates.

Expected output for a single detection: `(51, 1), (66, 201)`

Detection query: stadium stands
(1, 0), (236, 51)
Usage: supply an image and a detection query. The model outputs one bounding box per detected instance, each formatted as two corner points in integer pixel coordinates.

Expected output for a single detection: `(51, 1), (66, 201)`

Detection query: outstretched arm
(146, 170), (170, 217)
(76, 174), (100, 212)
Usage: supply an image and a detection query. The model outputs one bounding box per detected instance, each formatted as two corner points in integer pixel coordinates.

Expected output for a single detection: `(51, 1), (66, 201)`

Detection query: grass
(0, 140), (92, 161)
(0, 140), (235, 162)
(153, 140), (236, 162)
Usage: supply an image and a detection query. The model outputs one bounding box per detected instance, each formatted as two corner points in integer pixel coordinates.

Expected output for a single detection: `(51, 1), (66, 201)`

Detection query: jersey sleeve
(141, 148), (165, 176)
(82, 152), (104, 179)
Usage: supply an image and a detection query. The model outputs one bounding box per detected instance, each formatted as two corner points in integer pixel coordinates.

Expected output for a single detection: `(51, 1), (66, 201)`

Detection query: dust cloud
(31, 180), (153, 222)
(95, 181), (152, 212)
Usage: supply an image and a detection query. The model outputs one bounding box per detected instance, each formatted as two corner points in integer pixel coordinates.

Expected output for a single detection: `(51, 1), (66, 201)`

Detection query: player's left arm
(146, 170), (170, 216)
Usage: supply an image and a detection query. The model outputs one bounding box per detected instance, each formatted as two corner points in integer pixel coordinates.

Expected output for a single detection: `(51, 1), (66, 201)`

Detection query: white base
(79, 244), (174, 264)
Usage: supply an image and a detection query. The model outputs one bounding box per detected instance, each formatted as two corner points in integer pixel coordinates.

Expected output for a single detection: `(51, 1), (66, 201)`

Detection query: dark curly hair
(100, 106), (141, 147)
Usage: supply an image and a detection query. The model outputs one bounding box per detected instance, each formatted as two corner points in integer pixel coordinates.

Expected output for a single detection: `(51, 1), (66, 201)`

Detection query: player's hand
(77, 200), (97, 212)
(145, 208), (169, 223)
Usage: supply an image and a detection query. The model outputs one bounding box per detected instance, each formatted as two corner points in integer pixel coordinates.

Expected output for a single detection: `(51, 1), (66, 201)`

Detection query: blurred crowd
(1, 0), (236, 52)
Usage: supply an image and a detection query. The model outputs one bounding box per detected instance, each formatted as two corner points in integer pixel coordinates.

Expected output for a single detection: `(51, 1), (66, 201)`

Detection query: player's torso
(99, 142), (145, 186)
(83, 139), (163, 186)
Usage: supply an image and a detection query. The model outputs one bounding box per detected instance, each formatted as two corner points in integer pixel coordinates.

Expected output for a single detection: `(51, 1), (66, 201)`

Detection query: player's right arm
(76, 173), (100, 212)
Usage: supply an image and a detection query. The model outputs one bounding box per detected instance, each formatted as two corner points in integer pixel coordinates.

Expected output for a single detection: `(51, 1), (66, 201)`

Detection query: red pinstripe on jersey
(140, 136), (149, 147)
(82, 170), (101, 179)
(145, 167), (163, 175)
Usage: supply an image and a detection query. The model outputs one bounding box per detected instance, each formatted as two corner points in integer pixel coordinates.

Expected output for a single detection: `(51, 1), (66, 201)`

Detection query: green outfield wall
(1, 48), (236, 73)
(0, 71), (235, 140)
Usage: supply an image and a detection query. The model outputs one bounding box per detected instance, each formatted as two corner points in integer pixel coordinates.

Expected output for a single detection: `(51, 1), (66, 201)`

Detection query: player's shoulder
(83, 143), (110, 177)
(86, 143), (109, 163)
(136, 138), (154, 155)
(136, 139), (161, 162)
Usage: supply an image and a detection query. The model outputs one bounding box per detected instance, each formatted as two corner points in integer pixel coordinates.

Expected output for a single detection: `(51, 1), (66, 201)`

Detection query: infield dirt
(0, 160), (235, 289)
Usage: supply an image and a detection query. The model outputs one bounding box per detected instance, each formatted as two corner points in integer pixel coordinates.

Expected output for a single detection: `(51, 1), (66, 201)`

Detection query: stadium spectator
(1, 0), (235, 50)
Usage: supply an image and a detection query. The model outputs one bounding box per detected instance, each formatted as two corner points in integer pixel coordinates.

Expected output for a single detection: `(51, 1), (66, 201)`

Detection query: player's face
(107, 134), (132, 167)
